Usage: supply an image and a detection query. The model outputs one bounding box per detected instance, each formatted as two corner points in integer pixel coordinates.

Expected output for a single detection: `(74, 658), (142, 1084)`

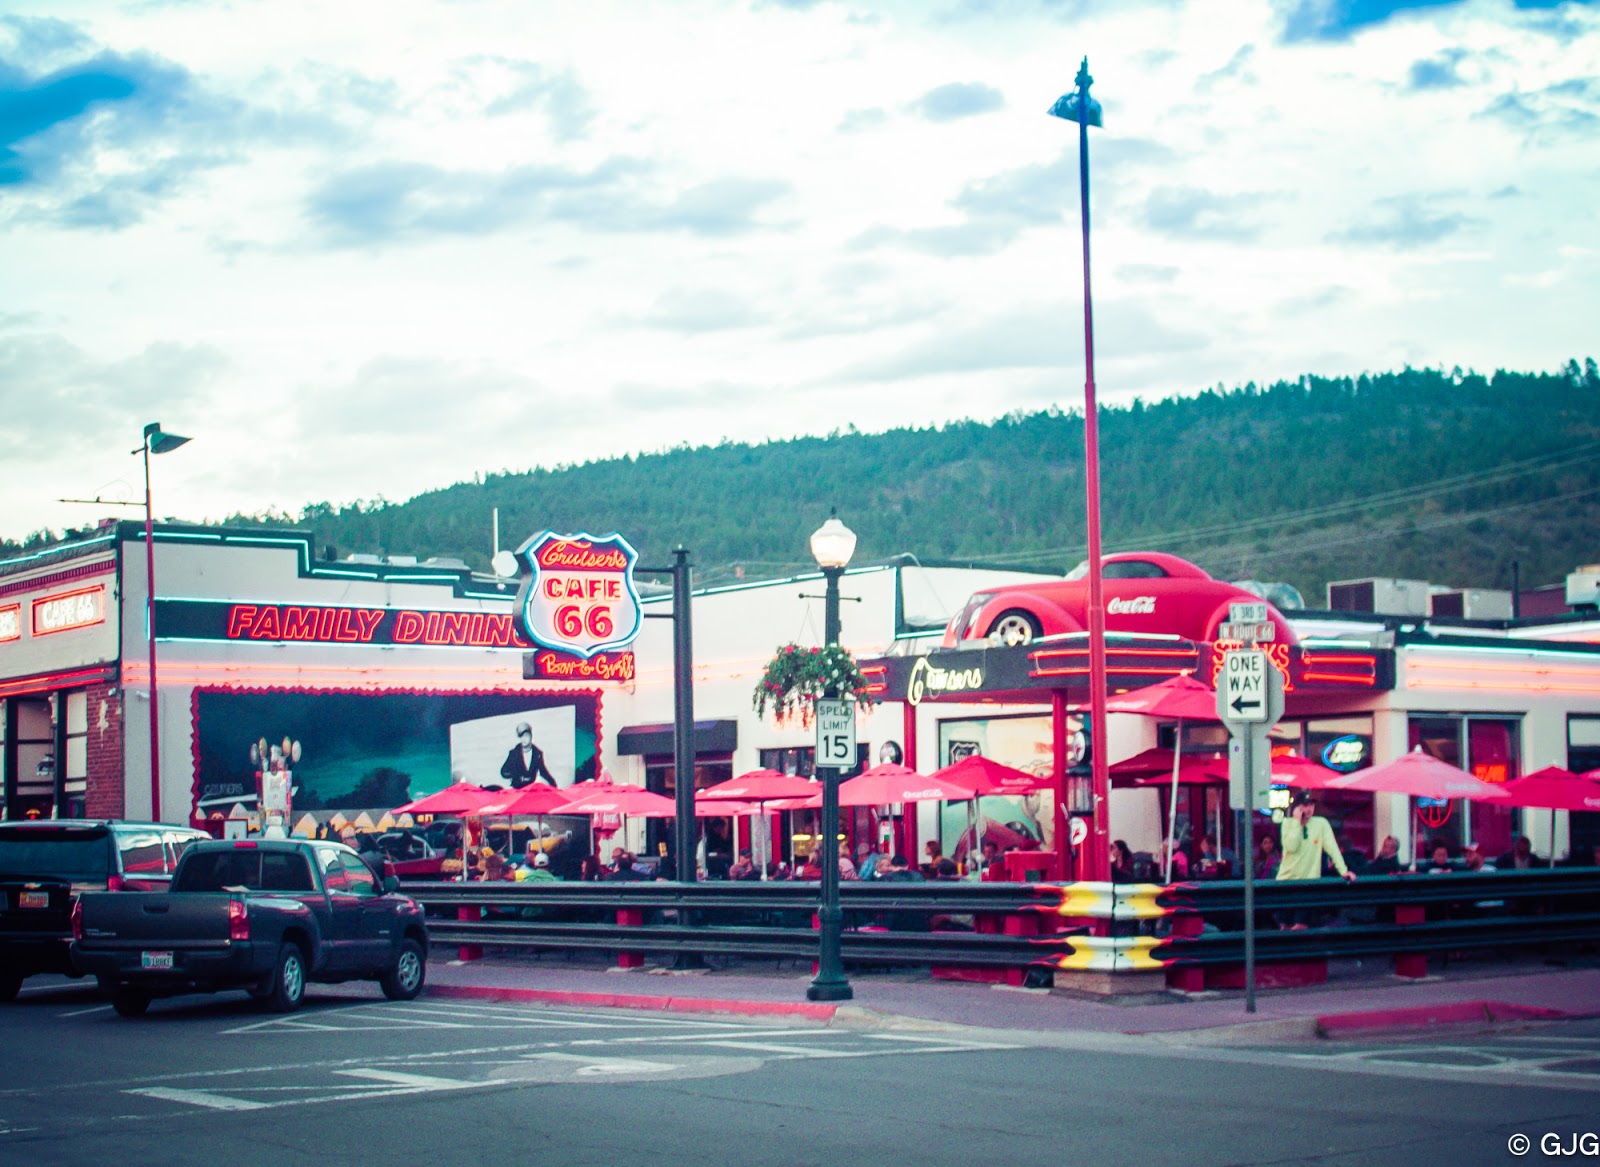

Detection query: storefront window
(1567, 717), (1600, 856)
(1408, 715), (1521, 856)
(936, 715), (1054, 866)
(63, 692), (87, 819)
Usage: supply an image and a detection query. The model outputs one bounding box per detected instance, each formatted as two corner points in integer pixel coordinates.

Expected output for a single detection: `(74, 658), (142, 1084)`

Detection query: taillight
(228, 898), (249, 942)
(106, 874), (125, 892)
(70, 898), (84, 941)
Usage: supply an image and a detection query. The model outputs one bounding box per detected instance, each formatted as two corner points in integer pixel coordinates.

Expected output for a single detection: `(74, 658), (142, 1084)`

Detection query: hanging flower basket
(752, 643), (876, 722)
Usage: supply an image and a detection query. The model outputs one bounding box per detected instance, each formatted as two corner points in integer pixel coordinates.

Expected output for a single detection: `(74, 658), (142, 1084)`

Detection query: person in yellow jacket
(1278, 792), (1358, 883)
(1277, 792), (1356, 929)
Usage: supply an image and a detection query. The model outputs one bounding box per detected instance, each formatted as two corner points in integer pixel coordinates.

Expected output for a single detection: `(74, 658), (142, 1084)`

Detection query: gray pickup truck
(71, 838), (429, 1017)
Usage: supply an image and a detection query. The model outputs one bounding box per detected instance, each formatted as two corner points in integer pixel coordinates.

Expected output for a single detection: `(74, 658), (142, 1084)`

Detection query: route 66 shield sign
(513, 531), (644, 659)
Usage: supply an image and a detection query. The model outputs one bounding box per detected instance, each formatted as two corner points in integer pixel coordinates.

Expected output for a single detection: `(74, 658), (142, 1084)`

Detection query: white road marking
(58, 1004), (112, 1018)
(336, 1068), (483, 1090)
(525, 1053), (680, 1076)
(128, 1087), (270, 1112)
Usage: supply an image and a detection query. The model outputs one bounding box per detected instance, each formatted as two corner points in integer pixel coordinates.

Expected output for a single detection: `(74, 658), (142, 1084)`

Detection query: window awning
(616, 719), (738, 757)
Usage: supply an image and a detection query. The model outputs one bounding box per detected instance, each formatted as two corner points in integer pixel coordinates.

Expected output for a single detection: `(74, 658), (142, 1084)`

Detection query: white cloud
(1, 0), (1597, 541)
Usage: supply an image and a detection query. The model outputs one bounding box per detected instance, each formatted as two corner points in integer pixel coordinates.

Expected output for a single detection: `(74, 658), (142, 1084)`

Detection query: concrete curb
(426, 983), (839, 1021)
(1314, 999), (1592, 1037)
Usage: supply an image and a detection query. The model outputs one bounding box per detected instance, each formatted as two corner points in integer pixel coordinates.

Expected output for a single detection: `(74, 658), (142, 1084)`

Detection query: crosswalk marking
(128, 1087), (269, 1112)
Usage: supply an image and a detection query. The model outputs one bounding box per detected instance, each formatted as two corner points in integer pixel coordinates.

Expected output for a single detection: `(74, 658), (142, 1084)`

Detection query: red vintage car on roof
(941, 552), (1298, 648)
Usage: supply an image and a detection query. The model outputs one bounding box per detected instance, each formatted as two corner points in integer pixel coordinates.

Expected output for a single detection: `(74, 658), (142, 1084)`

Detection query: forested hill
(23, 362), (1600, 602)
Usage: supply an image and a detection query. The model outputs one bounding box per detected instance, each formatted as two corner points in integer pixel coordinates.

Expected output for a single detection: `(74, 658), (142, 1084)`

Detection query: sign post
(1217, 633), (1285, 1015)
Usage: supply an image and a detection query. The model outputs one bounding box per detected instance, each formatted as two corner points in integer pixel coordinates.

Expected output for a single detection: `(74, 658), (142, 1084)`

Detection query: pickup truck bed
(72, 838), (429, 1016)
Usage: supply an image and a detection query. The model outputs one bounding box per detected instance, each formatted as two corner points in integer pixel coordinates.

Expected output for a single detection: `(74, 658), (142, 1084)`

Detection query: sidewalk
(425, 949), (1600, 1040)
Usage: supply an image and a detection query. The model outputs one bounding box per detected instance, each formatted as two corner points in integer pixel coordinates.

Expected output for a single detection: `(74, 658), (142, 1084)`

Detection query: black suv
(0, 820), (210, 1000)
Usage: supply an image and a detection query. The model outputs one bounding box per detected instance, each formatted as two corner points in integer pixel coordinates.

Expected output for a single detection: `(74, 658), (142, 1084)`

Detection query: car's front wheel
(380, 938), (425, 1001)
(987, 610), (1043, 646)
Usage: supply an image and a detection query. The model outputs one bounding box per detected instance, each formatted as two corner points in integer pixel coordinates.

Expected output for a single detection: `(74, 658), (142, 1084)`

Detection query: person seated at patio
(728, 848), (757, 880)
(1427, 843), (1455, 873)
(837, 841), (858, 881)
(1255, 835), (1280, 880)
(766, 859), (791, 880)
(520, 851), (559, 882)
(1496, 836), (1537, 870)
(1195, 834), (1234, 878)
(932, 857), (959, 880)
(1158, 839), (1190, 881)
(1110, 839), (1136, 883)
(579, 854), (604, 881)
(921, 840), (944, 878)
(1366, 835), (1403, 875)
(855, 843), (881, 881)
(606, 852), (648, 881)
(795, 851), (823, 880)
(1461, 843), (1490, 872)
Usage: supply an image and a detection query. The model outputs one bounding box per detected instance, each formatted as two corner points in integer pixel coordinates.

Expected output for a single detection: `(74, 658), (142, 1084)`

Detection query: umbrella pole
(1551, 806), (1557, 868)
(1164, 724), (1183, 883)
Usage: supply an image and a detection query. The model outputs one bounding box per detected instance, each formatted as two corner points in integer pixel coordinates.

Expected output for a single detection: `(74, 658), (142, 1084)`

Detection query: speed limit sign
(815, 700), (857, 769)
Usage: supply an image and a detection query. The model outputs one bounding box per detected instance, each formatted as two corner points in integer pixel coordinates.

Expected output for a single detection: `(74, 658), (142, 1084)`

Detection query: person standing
(501, 722), (556, 788)
(1278, 793), (1356, 883)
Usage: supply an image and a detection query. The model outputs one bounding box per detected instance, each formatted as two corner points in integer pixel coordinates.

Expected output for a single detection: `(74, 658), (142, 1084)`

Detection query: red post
(1165, 913), (1205, 992)
(144, 444), (162, 822)
(456, 905), (483, 962)
(1052, 691), (1072, 880)
(901, 700), (918, 863)
(1394, 903), (1427, 978)
(616, 908), (644, 969)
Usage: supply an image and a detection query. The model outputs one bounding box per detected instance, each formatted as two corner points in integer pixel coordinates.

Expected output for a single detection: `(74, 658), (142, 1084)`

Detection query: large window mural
(936, 714), (1058, 862)
(191, 688), (601, 820)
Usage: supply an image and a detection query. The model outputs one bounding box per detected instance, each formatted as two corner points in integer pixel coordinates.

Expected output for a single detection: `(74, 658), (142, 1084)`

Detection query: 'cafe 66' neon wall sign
(513, 531), (644, 659)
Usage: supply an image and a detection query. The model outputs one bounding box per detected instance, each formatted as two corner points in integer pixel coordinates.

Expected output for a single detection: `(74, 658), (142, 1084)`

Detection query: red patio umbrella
(1202, 751), (1343, 790)
(477, 784), (573, 817)
(1500, 767), (1600, 866)
(1322, 749), (1512, 802)
(836, 764), (979, 807)
(698, 769), (820, 802)
(391, 782), (500, 817)
(930, 754), (1051, 796)
(556, 784), (678, 818)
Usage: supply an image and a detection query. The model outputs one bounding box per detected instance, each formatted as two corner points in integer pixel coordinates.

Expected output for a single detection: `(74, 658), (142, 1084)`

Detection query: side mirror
(383, 875), (400, 894)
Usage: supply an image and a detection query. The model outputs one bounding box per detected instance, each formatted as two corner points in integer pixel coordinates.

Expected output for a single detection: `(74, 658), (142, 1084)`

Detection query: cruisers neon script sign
(513, 531), (644, 659)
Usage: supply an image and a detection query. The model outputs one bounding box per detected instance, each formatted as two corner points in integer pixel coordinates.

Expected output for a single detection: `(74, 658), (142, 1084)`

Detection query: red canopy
(557, 783), (678, 818)
(1200, 751), (1343, 789)
(391, 782), (500, 817)
(477, 784), (574, 817)
(698, 769), (820, 802)
(1322, 750), (1511, 802)
(1112, 749), (1227, 789)
(1499, 768), (1600, 812)
(1105, 674), (1219, 721)
(929, 754), (1052, 796)
(836, 764), (980, 807)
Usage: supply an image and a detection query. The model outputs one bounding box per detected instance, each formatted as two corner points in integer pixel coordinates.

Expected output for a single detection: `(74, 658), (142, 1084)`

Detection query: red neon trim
(1299, 672), (1378, 686)
(1030, 646), (1198, 661)
(0, 666), (115, 699)
(1029, 665), (1191, 678)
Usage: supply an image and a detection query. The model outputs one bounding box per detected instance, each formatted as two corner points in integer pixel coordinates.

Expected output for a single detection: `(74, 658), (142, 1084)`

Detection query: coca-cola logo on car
(1105, 595), (1156, 615)
(514, 531), (644, 660)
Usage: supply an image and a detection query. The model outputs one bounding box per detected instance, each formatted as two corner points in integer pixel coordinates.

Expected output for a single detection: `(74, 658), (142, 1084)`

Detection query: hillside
(14, 362), (1600, 602)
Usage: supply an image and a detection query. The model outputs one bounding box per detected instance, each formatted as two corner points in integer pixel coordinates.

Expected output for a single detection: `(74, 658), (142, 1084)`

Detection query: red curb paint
(426, 983), (838, 1021)
(1316, 999), (1576, 1035)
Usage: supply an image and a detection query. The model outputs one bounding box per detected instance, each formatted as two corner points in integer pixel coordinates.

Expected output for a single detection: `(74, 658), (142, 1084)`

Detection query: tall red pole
(143, 440), (162, 822)
(1074, 59), (1111, 883)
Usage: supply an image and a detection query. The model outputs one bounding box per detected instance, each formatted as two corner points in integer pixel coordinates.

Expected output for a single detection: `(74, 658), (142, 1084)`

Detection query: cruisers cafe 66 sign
(514, 532), (644, 675)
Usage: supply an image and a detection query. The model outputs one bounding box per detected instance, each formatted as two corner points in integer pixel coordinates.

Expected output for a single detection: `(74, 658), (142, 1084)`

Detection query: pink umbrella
(836, 764), (979, 807)
(695, 799), (757, 817)
(556, 784), (678, 818)
(1203, 751), (1343, 790)
(1323, 750), (1512, 801)
(1105, 674), (1220, 720)
(477, 785), (573, 817)
(931, 754), (1051, 796)
(698, 769), (821, 802)
(1500, 767), (1600, 867)
(391, 782), (500, 817)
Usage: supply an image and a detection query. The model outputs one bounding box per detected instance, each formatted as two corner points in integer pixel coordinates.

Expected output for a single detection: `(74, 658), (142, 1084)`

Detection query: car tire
(0, 971), (22, 1002)
(380, 938), (425, 1001)
(112, 988), (152, 1017)
(987, 609), (1043, 646)
(266, 943), (306, 1013)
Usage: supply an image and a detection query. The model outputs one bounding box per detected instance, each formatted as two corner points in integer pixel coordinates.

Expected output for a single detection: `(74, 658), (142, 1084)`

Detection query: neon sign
(0, 604), (19, 643)
(514, 531), (643, 660)
(907, 656), (985, 704)
(157, 600), (535, 649)
(529, 650), (637, 682)
(32, 585), (105, 636)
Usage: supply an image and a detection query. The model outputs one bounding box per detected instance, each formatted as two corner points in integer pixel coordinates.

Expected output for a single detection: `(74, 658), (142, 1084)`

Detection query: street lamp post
(807, 510), (855, 1003)
(1050, 59), (1110, 881)
(136, 422), (191, 822)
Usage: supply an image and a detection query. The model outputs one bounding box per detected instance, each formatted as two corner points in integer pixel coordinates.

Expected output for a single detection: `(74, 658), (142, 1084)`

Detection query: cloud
(907, 81), (1005, 122)
(1325, 193), (1474, 248)
(636, 287), (768, 332)
(1143, 186), (1268, 241)
(837, 107), (888, 133)
(1480, 77), (1600, 136)
(476, 58), (594, 141)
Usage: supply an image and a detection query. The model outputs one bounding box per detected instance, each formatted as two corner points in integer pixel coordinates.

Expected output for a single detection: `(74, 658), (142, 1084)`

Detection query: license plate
(19, 891), (48, 909)
(141, 951), (174, 970)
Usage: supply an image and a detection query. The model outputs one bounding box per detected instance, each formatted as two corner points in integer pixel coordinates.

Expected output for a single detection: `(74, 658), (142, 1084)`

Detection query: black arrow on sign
(1231, 695), (1262, 715)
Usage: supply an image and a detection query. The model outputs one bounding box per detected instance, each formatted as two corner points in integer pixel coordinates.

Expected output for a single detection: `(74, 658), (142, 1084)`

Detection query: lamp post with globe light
(1049, 60), (1110, 880)
(806, 510), (855, 1002)
(136, 422), (191, 821)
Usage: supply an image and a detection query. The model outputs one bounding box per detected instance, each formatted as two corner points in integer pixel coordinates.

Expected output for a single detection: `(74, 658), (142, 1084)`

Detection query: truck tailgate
(76, 892), (237, 949)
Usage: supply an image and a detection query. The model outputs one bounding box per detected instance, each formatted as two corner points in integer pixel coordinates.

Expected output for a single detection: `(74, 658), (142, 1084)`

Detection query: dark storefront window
(1408, 715), (1521, 855)
(4, 696), (57, 821)
(643, 753), (734, 873)
(1567, 717), (1600, 857)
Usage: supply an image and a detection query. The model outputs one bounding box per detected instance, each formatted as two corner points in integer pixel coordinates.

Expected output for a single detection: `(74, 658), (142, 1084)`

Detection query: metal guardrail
(402, 868), (1600, 978)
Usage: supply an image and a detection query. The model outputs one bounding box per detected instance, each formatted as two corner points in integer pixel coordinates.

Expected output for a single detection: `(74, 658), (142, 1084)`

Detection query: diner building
(2, 519), (1597, 874)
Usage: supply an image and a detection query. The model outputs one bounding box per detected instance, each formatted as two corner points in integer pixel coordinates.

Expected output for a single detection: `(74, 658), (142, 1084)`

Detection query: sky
(2, 0), (1597, 542)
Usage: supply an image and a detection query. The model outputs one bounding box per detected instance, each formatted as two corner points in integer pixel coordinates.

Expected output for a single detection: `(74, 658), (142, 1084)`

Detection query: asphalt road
(2, 977), (1597, 1167)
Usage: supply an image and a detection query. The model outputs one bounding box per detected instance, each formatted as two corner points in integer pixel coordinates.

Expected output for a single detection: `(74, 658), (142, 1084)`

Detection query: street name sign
(1217, 621), (1276, 643)
(1228, 601), (1269, 625)
(815, 699), (857, 769)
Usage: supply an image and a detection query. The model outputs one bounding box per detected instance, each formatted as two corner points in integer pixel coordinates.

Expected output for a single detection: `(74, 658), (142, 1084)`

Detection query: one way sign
(1219, 650), (1271, 725)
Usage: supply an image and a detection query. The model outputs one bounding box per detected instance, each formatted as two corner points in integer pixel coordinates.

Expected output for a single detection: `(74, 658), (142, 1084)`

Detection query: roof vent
(1326, 577), (1430, 616)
